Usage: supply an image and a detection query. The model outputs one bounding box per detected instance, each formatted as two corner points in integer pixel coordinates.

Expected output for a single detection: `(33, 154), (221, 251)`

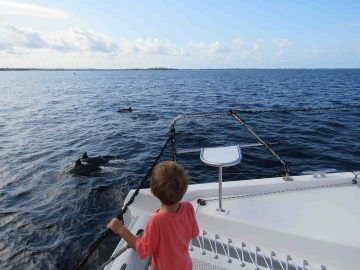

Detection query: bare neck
(160, 202), (181, 213)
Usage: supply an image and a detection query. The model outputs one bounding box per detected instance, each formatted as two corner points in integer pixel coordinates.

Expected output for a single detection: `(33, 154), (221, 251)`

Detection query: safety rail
(169, 110), (292, 181)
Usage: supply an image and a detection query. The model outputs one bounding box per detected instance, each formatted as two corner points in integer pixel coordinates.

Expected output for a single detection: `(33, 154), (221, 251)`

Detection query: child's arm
(190, 203), (200, 238)
(107, 218), (138, 249)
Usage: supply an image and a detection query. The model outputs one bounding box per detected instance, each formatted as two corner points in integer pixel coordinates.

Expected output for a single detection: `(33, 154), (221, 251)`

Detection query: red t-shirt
(135, 202), (199, 270)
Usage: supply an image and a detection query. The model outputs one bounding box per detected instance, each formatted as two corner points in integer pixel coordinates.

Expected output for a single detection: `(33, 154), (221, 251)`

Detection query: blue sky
(0, 0), (359, 68)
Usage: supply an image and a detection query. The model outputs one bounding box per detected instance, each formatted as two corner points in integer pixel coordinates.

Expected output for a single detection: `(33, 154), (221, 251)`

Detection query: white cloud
(274, 50), (283, 58)
(233, 37), (244, 48)
(208, 41), (231, 53)
(50, 27), (118, 53)
(188, 41), (207, 49)
(4, 23), (47, 49)
(123, 38), (177, 55)
(273, 39), (291, 48)
(0, 31), (14, 50)
(0, 0), (69, 19)
(252, 39), (263, 51)
(1, 24), (118, 53)
(178, 48), (190, 57)
(188, 40), (231, 54)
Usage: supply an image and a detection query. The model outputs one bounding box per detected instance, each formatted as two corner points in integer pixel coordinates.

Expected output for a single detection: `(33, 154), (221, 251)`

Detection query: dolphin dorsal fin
(75, 159), (82, 166)
(82, 152), (89, 159)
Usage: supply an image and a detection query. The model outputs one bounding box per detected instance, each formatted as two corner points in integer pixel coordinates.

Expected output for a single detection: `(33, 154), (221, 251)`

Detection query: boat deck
(199, 184), (360, 248)
(108, 172), (360, 270)
(186, 172), (360, 270)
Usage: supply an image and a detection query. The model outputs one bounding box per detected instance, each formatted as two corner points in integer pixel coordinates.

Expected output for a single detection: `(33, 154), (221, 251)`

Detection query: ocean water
(0, 69), (359, 269)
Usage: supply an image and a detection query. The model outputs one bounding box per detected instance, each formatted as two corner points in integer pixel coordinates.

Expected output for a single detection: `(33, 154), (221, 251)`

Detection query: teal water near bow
(0, 69), (359, 269)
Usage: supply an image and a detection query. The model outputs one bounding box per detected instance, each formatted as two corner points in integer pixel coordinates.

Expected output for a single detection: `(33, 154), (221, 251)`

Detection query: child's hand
(107, 218), (125, 236)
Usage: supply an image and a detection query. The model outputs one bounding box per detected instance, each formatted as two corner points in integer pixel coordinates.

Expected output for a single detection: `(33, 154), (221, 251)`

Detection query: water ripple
(0, 69), (359, 269)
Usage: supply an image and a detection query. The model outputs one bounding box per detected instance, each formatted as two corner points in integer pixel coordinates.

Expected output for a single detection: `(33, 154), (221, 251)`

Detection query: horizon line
(1, 67), (360, 71)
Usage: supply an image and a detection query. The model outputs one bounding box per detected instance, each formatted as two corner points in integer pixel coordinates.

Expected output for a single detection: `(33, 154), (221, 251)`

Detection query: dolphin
(117, 107), (133, 113)
(69, 159), (101, 176)
(81, 152), (113, 166)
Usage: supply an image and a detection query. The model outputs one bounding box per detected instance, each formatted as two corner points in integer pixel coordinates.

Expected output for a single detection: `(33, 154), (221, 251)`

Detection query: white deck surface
(185, 173), (360, 270)
(115, 172), (360, 270)
(203, 185), (360, 248)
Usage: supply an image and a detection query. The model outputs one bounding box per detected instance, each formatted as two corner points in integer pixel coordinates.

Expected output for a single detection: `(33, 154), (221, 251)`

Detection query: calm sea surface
(0, 69), (359, 269)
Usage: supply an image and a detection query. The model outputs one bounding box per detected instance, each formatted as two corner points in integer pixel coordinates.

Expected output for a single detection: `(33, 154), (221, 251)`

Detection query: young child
(107, 161), (199, 270)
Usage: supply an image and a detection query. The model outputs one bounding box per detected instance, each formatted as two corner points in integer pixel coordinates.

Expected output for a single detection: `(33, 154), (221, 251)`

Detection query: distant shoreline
(0, 67), (178, 71)
(0, 67), (359, 71)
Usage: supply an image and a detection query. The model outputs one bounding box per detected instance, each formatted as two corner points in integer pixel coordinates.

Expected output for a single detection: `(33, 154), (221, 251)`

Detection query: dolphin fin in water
(81, 152), (113, 166)
(117, 107), (133, 113)
(69, 158), (101, 176)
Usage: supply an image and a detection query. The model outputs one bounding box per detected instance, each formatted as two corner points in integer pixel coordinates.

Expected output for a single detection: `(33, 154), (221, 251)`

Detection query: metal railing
(169, 110), (292, 181)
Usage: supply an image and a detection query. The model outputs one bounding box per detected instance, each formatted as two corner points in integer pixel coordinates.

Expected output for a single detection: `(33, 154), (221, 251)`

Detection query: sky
(0, 0), (359, 69)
